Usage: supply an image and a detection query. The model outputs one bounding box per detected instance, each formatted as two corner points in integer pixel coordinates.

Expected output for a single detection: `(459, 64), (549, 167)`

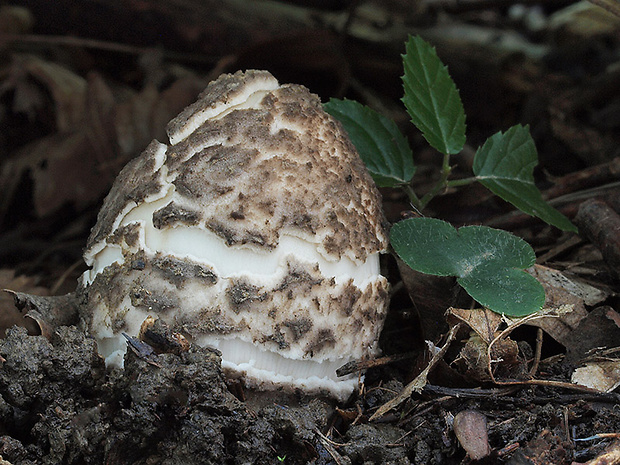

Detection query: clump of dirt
(0, 325), (347, 464)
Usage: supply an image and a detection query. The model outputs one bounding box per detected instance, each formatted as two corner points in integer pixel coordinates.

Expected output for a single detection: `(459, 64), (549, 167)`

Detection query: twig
(315, 429), (347, 465)
(529, 327), (543, 377)
(315, 429), (349, 448)
(423, 385), (620, 404)
(427, 0), (575, 13)
(484, 312), (620, 397)
(536, 234), (583, 264)
(575, 433), (620, 442)
(543, 157), (620, 201)
(1, 33), (217, 64)
(422, 384), (518, 399)
(575, 198), (620, 279)
(493, 377), (620, 395)
(369, 323), (462, 421)
(336, 352), (417, 377)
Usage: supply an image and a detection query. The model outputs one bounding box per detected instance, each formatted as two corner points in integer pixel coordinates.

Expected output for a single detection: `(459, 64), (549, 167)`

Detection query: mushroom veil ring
(79, 70), (390, 401)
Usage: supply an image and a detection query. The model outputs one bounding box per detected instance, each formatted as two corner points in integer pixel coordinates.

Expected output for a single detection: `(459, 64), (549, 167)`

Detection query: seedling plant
(324, 35), (576, 317)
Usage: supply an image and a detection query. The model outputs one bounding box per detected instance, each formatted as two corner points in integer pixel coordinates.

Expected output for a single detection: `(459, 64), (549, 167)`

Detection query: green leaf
(391, 217), (545, 316)
(473, 125), (577, 232)
(401, 35), (466, 155)
(324, 98), (416, 187)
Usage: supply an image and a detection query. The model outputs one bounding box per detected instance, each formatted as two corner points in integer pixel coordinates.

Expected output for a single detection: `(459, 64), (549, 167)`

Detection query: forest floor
(0, 1), (619, 464)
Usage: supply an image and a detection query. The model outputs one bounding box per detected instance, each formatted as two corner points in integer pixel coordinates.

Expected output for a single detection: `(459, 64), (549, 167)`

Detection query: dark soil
(0, 318), (619, 464)
(0, 325), (331, 464)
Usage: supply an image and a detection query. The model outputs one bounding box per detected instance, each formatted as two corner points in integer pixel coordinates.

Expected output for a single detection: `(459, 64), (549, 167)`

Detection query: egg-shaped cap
(80, 70), (390, 401)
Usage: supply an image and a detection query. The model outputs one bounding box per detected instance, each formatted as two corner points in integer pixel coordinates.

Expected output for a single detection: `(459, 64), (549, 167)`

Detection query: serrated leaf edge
(401, 36), (466, 155)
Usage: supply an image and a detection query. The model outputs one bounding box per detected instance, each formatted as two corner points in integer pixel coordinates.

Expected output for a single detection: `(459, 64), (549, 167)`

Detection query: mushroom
(79, 70), (389, 401)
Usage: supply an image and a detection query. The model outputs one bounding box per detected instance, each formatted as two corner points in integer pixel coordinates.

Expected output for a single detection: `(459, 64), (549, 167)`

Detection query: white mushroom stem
(199, 337), (359, 400)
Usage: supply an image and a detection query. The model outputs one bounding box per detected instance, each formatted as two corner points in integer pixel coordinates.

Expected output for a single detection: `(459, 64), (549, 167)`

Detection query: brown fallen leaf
(453, 410), (491, 460)
(447, 307), (503, 345)
(572, 360), (620, 392)
(459, 333), (522, 383)
(0, 55), (207, 220)
(0, 54), (87, 132)
(447, 303), (587, 384)
(0, 269), (48, 336)
(530, 264), (609, 307)
(448, 308), (524, 383)
(395, 257), (456, 343)
(4, 291), (80, 339)
(524, 264), (601, 347)
(565, 306), (620, 363)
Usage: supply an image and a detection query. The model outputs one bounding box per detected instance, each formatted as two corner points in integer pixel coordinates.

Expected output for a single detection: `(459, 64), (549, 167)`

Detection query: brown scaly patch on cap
(159, 78), (388, 262)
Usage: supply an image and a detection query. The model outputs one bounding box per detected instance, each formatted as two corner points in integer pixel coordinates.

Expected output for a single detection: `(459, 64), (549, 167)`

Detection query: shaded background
(0, 2), (620, 464)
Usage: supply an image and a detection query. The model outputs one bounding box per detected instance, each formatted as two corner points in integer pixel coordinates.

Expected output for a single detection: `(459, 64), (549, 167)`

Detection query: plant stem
(402, 183), (422, 209)
(447, 176), (478, 187)
(400, 155), (474, 213)
(419, 153), (452, 209)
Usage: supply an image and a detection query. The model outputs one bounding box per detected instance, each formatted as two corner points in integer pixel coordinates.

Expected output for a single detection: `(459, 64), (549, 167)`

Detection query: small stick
(1, 33), (216, 64)
(543, 157), (620, 200)
(575, 433), (620, 442)
(369, 324), (462, 421)
(529, 327), (543, 377)
(336, 352), (417, 377)
(575, 198), (620, 279)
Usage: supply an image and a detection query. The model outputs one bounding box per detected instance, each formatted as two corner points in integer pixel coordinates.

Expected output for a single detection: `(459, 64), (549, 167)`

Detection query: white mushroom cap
(80, 70), (389, 401)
